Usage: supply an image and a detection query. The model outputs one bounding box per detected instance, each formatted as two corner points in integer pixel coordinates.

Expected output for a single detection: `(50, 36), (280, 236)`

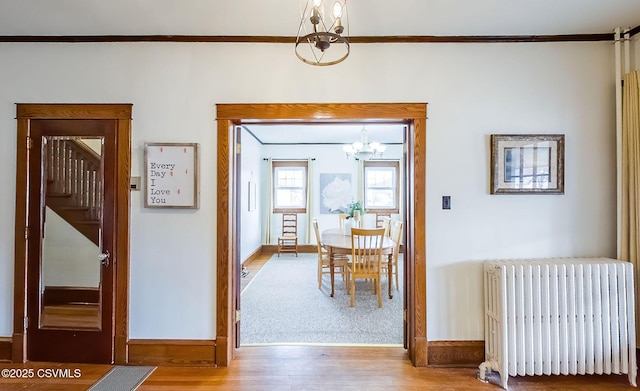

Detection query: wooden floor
(40, 304), (101, 329)
(0, 346), (636, 390)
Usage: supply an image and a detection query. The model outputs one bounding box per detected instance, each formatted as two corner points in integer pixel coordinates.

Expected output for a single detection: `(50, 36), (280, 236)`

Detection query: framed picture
(490, 134), (564, 194)
(144, 143), (200, 208)
(319, 173), (352, 214)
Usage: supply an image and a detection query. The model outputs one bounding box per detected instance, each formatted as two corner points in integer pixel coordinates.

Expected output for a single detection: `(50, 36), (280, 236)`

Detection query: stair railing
(46, 137), (102, 221)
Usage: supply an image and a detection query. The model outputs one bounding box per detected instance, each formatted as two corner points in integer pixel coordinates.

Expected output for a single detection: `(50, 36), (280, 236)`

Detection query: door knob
(99, 250), (110, 267)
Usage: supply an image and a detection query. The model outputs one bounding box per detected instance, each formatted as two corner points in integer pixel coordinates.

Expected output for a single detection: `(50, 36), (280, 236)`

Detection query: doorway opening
(215, 103), (427, 367)
(238, 122), (406, 346)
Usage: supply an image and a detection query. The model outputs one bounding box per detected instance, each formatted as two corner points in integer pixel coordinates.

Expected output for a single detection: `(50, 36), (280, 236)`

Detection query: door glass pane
(39, 136), (103, 330)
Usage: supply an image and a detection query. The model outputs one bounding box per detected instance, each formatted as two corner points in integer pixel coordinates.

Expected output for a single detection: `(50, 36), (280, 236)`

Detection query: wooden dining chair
(312, 219), (348, 289)
(376, 215), (391, 237)
(277, 213), (298, 256)
(347, 227), (386, 308)
(338, 213), (349, 231)
(387, 220), (403, 291)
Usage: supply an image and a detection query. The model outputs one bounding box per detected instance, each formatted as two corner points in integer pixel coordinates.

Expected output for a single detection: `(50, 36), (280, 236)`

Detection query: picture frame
(490, 134), (564, 194)
(319, 173), (352, 214)
(144, 142), (200, 208)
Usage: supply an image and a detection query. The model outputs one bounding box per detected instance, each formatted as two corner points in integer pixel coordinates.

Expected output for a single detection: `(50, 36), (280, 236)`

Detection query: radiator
(478, 258), (637, 389)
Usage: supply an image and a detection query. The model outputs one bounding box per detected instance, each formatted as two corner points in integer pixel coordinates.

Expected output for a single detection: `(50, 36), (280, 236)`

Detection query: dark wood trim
(0, 33), (614, 44)
(216, 103), (427, 367)
(114, 111), (132, 365)
(629, 25), (640, 37)
(428, 341), (485, 368)
(351, 34), (613, 43)
(0, 337), (11, 362)
(16, 104), (132, 119)
(216, 118), (233, 367)
(42, 287), (100, 305)
(13, 104), (131, 364)
(128, 339), (216, 366)
(218, 103), (427, 121)
(410, 117), (427, 366)
(12, 116), (29, 363)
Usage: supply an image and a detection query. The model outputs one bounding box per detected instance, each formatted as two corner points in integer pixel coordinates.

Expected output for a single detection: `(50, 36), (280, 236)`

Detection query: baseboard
(261, 244), (316, 254)
(43, 286), (100, 305)
(128, 339), (216, 366)
(0, 337), (11, 362)
(241, 247), (263, 267)
(427, 340), (484, 367)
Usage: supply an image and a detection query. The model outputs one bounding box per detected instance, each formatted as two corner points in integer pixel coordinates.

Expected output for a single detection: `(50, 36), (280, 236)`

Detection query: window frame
(272, 160), (308, 213)
(363, 160), (400, 214)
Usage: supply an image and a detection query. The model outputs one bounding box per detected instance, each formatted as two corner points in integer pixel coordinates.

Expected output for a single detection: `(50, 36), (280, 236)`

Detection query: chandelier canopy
(295, 0), (349, 66)
(343, 128), (386, 160)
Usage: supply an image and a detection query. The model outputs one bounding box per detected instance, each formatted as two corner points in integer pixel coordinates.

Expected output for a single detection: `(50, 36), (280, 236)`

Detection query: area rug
(87, 366), (156, 391)
(241, 253), (403, 345)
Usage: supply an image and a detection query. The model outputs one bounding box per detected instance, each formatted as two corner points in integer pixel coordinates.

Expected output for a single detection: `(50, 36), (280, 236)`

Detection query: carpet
(88, 366), (156, 391)
(241, 253), (403, 345)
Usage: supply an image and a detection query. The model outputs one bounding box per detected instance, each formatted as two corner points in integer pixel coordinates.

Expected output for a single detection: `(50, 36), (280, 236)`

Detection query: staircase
(45, 137), (102, 246)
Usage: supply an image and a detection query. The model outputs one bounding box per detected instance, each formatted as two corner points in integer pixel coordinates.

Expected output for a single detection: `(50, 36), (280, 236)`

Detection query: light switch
(442, 196), (451, 210)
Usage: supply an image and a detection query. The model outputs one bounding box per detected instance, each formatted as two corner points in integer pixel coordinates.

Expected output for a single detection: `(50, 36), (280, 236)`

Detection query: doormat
(88, 366), (156, 391)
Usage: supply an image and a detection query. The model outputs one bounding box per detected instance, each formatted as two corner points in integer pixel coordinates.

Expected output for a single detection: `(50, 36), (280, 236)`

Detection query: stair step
(56, 206), (90, 211)
(74, 220), (99, 225)
(47, 192), (72, 197)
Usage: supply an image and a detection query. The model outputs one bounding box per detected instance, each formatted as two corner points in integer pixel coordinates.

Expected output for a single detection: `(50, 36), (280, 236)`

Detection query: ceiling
(0, 0), (638, 37)
(245, 123), (405, 145)
(2, 1), (639, 144)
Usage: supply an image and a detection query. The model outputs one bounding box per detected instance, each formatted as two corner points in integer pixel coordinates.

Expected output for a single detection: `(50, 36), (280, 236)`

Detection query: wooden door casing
(216, 103), (427, 367)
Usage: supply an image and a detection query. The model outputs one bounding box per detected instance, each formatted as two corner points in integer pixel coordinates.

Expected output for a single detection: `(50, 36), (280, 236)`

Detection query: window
(363, 160), (400, 213)
(273, 161), (308, 213)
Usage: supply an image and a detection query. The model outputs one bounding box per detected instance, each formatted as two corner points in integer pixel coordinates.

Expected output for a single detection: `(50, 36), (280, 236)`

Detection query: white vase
(342, 218), (352, 235)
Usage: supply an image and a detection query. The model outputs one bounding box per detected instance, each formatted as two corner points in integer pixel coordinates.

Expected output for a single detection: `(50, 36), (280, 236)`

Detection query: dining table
(320, 228), (396, 299)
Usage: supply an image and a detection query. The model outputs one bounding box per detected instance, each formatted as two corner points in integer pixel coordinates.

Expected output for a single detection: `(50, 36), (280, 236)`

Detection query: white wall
(42, 208), (100, 288)
(0, 40), (616, 341)
(260, 144), (404, 244)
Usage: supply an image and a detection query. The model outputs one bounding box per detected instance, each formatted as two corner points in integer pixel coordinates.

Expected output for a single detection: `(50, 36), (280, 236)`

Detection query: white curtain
(620, 69), (640, 344)
(264, 158), (273, 244)
(306, 158), (314, 243)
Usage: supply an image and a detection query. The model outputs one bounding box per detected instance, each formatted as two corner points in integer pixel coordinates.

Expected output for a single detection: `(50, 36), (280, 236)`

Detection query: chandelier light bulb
(313, 0), (322, 6)
(333, 1), (343, 18)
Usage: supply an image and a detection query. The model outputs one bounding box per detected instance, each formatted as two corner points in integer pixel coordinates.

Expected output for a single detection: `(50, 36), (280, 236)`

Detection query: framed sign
(144, 143), (199, 208)
(490, 134), (564, 194)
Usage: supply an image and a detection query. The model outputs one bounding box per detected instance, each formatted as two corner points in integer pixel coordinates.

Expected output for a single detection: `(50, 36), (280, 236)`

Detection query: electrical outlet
(442, 196), (451, 210)
(130, 176), (141, 191)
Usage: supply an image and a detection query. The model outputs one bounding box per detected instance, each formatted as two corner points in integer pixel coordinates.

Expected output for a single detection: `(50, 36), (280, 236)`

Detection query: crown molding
(0, 33), (616, 44)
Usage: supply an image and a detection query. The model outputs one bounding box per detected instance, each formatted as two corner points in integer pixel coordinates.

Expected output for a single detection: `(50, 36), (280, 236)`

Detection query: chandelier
(343, 128), (386, 160)
(295, 0), (349, 66)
